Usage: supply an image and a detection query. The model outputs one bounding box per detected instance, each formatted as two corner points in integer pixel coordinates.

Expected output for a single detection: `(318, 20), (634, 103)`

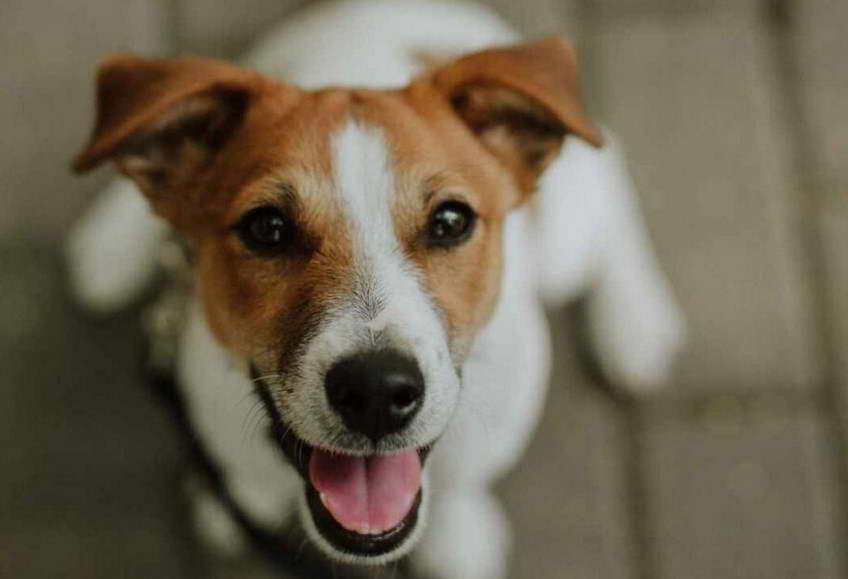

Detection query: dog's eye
(236, 207), (293, 253)
(427, 201), (476, 248)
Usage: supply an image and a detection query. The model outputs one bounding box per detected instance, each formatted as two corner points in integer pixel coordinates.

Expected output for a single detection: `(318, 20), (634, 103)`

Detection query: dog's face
(74, 40), (599, 563)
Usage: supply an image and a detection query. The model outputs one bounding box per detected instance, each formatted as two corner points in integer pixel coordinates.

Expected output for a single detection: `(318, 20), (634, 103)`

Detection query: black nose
(324, 351), (425, 442)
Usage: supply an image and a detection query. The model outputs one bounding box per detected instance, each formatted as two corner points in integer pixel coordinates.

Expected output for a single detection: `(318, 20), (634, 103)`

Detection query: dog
(67, 1), (685, 577)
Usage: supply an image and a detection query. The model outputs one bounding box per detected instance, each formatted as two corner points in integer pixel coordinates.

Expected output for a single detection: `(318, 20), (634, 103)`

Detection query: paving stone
(584, 8), (819, 393)
(0, 0), (171, 245)
(499, 308), (634, 579)
(641, 403), (844, 579)
(0, 243), (191, 578)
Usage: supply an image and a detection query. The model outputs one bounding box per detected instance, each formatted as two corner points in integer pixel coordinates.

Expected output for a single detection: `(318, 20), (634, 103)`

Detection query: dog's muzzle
(251, 352), (432, 560)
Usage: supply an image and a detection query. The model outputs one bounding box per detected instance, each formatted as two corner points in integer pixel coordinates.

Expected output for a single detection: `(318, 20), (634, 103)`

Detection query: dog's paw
(185, 479), (247, 558)
(587, 269), (686, 394)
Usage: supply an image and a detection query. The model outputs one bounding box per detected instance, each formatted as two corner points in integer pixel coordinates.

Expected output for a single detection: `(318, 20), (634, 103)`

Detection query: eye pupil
(434, 210), (465, 238)
(428, 201), (475, 247)
(251, 213), (284, 243)
(237, 207), (292, 253)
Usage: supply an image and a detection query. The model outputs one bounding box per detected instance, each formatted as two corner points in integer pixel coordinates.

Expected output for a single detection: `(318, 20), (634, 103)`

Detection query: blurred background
(2, 0), (847, 577)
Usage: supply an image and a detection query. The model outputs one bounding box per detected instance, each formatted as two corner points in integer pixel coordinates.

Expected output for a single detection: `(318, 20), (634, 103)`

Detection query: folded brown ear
(73, 55), (265, 212)
(432, 37), (602, 195)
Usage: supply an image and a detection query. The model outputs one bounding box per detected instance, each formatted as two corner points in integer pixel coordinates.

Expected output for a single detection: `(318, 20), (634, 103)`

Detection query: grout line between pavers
(621, 404), (659, 579)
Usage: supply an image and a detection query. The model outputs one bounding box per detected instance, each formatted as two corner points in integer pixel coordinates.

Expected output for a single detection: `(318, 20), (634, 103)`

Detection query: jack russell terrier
(67, 1), (685, 577)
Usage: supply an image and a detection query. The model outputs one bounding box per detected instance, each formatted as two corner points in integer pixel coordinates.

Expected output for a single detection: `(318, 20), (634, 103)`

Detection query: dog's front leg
(411, 487), (510, 579)
(536, 134), (686, 392)
(582, 136), (686, 392)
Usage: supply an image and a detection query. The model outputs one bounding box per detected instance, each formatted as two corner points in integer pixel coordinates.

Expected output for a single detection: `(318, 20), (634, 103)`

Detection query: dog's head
(74, 39), (600, 563)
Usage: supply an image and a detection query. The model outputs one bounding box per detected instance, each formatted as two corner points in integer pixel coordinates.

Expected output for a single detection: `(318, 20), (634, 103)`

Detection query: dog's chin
(274, 424), (432, 564)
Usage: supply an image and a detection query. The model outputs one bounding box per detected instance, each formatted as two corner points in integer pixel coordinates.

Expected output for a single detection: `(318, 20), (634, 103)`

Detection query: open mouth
(278, 427), (431, 558)
(252, 369), (431, 558)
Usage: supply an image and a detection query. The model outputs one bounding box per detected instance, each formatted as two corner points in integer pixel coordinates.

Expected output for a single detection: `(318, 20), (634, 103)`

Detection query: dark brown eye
(235, 206), (293, 253)
(427, 201), (476, 248)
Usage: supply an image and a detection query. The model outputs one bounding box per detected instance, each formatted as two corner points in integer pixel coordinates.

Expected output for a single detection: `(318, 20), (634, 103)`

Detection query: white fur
(67, 1), (686, 577)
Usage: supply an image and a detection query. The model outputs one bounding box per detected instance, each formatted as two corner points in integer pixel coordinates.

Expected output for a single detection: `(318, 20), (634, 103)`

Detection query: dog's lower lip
(306, 485), (422, 556)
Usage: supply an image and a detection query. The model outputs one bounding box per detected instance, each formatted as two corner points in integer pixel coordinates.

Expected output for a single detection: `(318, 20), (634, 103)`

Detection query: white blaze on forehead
(331, 120), (396, 243)
(329, 119), (429, 333)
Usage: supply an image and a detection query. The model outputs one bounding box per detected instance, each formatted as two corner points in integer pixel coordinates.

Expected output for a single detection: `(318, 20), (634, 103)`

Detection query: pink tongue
(309, 449), (421, 535)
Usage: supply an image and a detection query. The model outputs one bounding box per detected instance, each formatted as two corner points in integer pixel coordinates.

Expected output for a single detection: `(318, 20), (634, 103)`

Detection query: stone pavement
(1, 1), (846, 577)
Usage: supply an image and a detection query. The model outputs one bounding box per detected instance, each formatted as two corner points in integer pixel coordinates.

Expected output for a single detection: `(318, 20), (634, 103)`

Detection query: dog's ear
(73, 55), (268, 219)
(432, 37), (602, 196)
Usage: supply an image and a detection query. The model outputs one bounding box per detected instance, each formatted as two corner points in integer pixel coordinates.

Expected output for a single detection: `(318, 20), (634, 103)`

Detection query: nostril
(389, 385), (422, 415)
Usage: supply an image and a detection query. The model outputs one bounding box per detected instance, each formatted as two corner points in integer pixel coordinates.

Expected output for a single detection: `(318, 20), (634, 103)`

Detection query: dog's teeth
(319, 492), (329, 508)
